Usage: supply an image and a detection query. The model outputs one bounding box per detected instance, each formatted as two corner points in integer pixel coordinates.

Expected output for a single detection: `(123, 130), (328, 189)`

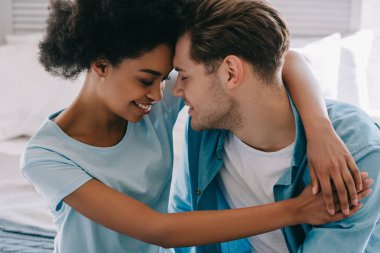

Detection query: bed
(0, 137), (56, 252)
(0, 0), (378, 252)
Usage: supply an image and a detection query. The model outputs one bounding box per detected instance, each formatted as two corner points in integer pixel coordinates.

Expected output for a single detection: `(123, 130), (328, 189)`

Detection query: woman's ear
(222, 55), (244, 89)
(92, 59), (110, 78)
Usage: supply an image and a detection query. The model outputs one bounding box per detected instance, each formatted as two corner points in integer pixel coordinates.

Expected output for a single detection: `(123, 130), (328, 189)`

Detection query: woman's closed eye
(140, 79), (154, 86)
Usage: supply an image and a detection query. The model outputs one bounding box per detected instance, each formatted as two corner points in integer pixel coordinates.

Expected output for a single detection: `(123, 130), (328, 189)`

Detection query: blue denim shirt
(169, 99), (380, 253)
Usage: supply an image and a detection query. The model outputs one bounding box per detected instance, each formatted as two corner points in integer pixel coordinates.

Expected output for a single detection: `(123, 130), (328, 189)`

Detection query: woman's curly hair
(39, 0), (188, 79)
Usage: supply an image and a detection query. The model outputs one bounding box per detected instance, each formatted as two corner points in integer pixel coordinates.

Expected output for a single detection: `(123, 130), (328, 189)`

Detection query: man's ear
(222, 55), (243, 89)
(91, 59), (110, 78)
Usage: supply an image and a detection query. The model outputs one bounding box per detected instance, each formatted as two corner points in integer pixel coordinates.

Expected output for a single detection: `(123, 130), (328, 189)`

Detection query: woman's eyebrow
(139, 69), (162, 76)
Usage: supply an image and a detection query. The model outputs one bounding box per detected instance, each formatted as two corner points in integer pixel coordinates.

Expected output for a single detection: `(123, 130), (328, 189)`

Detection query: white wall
(362, 0), (380, 110)
(0, 0), (49, 44)
(0, 0), (12, 44)
(270, 0), (358, 36)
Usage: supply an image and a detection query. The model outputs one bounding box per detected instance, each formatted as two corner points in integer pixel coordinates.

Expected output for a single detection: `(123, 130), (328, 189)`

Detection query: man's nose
(172, 78), (183, 97)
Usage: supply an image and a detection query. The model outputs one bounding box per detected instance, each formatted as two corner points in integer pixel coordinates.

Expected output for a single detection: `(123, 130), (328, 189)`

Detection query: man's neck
(231, 84), (296, 152)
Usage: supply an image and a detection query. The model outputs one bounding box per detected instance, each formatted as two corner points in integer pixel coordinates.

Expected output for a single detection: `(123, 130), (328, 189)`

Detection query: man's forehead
(174, 33), (204, 72)
(173, 45), (190, 72)
(177, 33), (191, 48)
(173, 54), (185, 73)
(174, 34), (191, 58)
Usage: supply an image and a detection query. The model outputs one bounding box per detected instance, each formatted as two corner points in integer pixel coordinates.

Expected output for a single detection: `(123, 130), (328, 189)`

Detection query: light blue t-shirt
(20, 79), (183, 253)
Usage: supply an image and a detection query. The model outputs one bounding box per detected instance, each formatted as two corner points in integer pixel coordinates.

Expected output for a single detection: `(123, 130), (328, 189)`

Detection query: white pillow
(291, 33), (342, 99)
(0, 42), (82, 140)
(337, 30), (373, 110)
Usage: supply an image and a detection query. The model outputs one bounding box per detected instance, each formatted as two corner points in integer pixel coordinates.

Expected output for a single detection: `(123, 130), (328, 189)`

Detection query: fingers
(319, 174), (335, 215)
(357, 187), (372, 201)
(330, 174), (372, 210)
(357, 176), (374, 201)
(360, 171), (369, 180)
(329, 202), (363, 222)
(308, 161), (319, 195)
(331, 172), (350, 215)
(333, 187), (371, 213)
(341, 166), (358, 206)
(322, 166), (365, 216)
(346, 153), (363, 191)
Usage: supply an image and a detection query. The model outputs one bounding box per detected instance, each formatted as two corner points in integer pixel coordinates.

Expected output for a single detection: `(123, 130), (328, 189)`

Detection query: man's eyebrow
(174, 67), (185, 72)
(139, 69), (162, 76)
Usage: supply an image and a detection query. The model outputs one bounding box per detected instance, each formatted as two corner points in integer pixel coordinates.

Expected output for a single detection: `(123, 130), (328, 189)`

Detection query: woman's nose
(146, 81), (164, 102)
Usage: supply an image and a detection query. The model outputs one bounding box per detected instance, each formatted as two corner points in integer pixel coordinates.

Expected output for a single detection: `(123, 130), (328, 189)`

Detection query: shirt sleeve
(298, 147), (380, 253)
(21, 146), (92, 213)
(168, 119), (198, 253)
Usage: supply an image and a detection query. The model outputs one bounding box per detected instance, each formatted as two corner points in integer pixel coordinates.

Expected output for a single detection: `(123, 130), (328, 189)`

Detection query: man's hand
(307, 124), (362, 216)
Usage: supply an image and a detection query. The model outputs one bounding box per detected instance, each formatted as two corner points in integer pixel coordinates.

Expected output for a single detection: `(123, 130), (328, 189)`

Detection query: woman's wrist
(279, 198), (304, 226)
(303, 116), (334, 139)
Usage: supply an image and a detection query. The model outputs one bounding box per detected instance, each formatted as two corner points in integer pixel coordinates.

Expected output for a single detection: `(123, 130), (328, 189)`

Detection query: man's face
(172, 33), (240, 131)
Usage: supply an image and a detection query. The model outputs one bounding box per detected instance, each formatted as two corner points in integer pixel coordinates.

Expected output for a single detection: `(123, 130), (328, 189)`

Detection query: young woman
(21, 0), (370, 252)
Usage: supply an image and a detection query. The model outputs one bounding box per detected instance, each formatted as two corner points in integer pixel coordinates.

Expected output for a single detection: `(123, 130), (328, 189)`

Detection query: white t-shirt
(218, 132), (294, 253)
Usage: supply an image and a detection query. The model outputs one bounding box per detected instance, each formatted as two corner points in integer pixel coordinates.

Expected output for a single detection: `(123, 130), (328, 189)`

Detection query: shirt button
(196, 189), (202, 195)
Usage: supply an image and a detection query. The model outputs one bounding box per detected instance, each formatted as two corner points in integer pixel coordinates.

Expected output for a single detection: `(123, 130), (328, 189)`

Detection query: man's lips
(184, 101), (194, 115)
(184, 100), (194, 109)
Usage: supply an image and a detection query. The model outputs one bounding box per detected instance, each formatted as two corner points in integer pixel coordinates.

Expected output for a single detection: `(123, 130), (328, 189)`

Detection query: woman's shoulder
(21, 110), (77, 163)
(27, 111), (67, 146)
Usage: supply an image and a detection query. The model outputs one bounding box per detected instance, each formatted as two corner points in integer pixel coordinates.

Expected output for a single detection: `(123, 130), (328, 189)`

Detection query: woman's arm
(282, 50), (362, 216)
(64, 176), (371, 248)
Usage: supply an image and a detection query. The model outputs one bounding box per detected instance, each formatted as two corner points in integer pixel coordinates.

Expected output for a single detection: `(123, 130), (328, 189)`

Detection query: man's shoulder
(326, 100), (380, 155)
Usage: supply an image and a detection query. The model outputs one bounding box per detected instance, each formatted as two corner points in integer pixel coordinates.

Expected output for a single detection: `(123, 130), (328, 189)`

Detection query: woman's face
(95, 44), (173, 122)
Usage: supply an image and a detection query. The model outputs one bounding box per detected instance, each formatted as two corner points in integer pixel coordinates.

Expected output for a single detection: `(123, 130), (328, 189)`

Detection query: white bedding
(0, 136), (29, 155)
(0, 138), (56, 232)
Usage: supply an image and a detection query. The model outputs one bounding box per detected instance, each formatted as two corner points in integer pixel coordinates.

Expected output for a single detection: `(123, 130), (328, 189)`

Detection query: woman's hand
(306, 120), (363, 216)
(295, 172), (372, 225)
(282, 51), (363, 217)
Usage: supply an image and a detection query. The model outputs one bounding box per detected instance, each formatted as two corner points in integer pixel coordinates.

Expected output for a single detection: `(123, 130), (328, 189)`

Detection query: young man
(169, 0), (380, 252)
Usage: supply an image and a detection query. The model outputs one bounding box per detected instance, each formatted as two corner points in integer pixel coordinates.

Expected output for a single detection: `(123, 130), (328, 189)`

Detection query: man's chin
(190, 121), (212, 132)
(189, 120), (201, 131)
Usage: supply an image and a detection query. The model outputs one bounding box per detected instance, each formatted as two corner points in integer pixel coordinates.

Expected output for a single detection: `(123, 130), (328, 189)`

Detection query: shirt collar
(216, 130), (228, 159)
(276, 95), (308, 186)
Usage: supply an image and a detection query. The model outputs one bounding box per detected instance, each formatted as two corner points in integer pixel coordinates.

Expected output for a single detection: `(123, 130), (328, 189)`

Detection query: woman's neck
(54, 75), (128, 147)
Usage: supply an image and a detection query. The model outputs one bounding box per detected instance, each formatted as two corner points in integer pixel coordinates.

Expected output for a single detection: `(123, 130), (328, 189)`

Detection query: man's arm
(297, 148), (380, 253)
